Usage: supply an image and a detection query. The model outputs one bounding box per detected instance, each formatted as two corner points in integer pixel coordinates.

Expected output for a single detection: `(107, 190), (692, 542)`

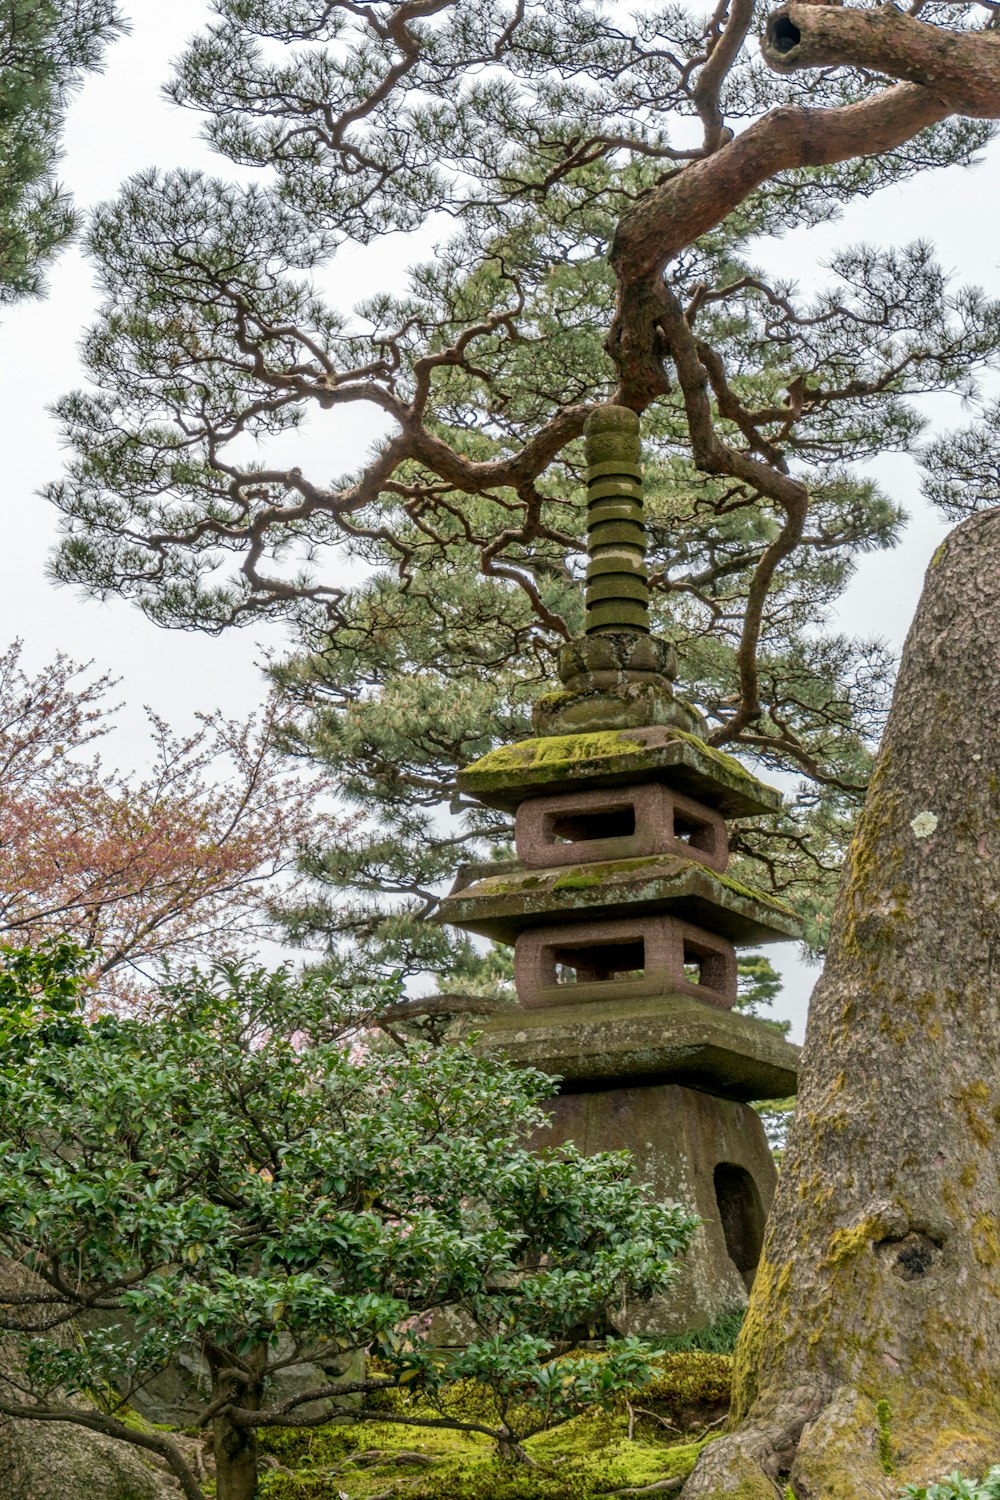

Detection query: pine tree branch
(609, 85), (952, 405)
(762, 3), (1000, 118)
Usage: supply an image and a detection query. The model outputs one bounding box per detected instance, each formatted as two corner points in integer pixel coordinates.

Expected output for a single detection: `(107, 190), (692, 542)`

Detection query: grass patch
(655, 1306), (745, 1356)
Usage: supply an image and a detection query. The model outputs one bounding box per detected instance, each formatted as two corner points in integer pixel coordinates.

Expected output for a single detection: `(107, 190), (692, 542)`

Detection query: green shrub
(900, 1468), (1000, 1499)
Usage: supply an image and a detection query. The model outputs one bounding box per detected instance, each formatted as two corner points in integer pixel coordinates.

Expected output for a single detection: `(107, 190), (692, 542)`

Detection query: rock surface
(0, 1412), (173, 1500)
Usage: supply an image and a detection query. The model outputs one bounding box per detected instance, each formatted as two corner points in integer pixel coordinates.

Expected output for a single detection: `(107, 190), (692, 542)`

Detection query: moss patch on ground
(256, 1351), (733, 1500)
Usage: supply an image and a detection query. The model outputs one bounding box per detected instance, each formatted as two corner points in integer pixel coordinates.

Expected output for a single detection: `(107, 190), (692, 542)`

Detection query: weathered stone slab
(532, 682), (698, 736)
(439, 850), (800, 945)
(458, 725), (785, 818)
(475, 992), (799, 1100)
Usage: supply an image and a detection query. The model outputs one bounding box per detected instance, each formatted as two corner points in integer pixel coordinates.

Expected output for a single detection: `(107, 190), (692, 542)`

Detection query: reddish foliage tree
(0, 642), (334, 1000)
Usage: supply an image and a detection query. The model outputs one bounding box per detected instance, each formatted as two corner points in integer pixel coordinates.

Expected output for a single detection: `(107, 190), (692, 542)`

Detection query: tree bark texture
(212, 1367), (262, 1500)
(607, 1), (1000, 413)
(681, 509), (1000, 1496)
(763, 3), (1000, 119)
(608, 75), (951, 409)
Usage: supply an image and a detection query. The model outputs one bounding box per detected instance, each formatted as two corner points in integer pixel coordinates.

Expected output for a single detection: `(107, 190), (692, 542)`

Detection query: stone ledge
(439, 850), (801, 945)
(475, 992), (800, 1101)
(458, 725), (785, 818)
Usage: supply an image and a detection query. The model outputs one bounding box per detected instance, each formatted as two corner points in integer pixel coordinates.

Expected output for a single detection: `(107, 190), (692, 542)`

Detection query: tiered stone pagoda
(439, 407), (802, 1333)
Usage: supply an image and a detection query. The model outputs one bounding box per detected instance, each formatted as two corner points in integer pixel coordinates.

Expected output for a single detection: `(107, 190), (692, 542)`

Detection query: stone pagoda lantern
(438, 407), (802, 1334)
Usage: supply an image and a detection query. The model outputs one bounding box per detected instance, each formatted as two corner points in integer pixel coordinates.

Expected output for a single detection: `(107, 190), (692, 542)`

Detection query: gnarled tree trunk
(209, 1354), (263, 1500)
(682, 508), (1000, 1497)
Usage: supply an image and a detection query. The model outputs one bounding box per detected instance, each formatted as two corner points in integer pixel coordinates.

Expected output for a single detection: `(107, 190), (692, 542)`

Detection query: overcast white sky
(2, 3), (998, 1037)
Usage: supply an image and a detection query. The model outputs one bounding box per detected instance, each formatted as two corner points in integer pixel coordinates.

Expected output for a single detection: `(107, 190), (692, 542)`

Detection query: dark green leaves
(0, 950), (697, 1449)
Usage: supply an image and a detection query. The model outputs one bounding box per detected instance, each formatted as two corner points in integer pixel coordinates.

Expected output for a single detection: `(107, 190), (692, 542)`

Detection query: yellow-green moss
(971, 1212), (1000, 1267)
(486, 852), (800, 920)
(258, 1433), (713, 1500)
(623, 1353), (731, 1425)
(551, 869), (605, 891)
(464, 727), (764, 785)
(726, 1476), (781, 1500)
(258, 1355), (730, 1500)
(546, 857), (793, 906)
(730, 1257), (792, 1420)
(459, 727), (782, 818)
(825, 1216), (881, 1267)
(663, 728), (761, 778)
(712, 868), (798, 917)
(464, 731), (640, 780)
(836, 751), (905, 963)
(912, 989), (937, 1022)
(959, 1152), (983, 1188)
(956, 1082), (996, 1149)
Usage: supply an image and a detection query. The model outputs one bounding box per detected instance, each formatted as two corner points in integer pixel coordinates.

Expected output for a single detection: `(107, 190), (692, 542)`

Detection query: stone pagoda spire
(438, 407), (802, 1334)
(531, 406), (698, 739)
(582, 404), (651, 635)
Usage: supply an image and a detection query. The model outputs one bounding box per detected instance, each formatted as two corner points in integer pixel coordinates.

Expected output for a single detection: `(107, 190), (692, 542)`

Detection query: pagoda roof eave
(458, 726), (784, 819)
(438, 851), (802, 946)
(475, 992), (800, 1101)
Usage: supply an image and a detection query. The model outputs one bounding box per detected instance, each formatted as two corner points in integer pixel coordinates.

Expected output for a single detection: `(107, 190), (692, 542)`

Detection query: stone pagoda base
(536, 1083), (776, 1337)
(476, 993), (799, 1337)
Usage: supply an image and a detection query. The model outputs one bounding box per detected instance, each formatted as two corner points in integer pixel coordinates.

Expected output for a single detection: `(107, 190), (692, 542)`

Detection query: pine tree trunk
(681, 509), (1000, 1498)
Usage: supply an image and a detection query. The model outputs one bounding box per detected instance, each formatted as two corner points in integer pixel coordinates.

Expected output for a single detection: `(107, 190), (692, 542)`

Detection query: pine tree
(39, 2), (1000, 997)
(28, 1), (1000, 1485)
(0, 0), (125, 303)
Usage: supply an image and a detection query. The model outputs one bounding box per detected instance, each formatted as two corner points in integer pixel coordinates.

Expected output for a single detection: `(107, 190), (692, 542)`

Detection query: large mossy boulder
(0, 1411), (172, 1500)
(0, 1256), (174, 1500)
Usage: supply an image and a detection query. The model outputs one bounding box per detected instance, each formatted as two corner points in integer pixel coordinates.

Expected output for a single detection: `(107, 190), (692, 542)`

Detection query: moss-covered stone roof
(438, 851), (801, 945)
(458, 726), (784, 819)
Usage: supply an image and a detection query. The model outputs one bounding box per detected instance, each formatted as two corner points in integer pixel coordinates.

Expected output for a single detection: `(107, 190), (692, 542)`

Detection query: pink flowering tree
(0, 642), (335, 1000)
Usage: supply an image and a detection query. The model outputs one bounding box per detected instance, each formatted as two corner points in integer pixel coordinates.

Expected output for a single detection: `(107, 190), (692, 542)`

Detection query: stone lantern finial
(583, 406), (650, 636)
(532, 405), (702, 738)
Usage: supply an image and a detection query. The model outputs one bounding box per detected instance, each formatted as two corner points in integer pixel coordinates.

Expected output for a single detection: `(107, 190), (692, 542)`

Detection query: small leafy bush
(0, 948), (699, 1500)
(900, 1468), (1000, 1499)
